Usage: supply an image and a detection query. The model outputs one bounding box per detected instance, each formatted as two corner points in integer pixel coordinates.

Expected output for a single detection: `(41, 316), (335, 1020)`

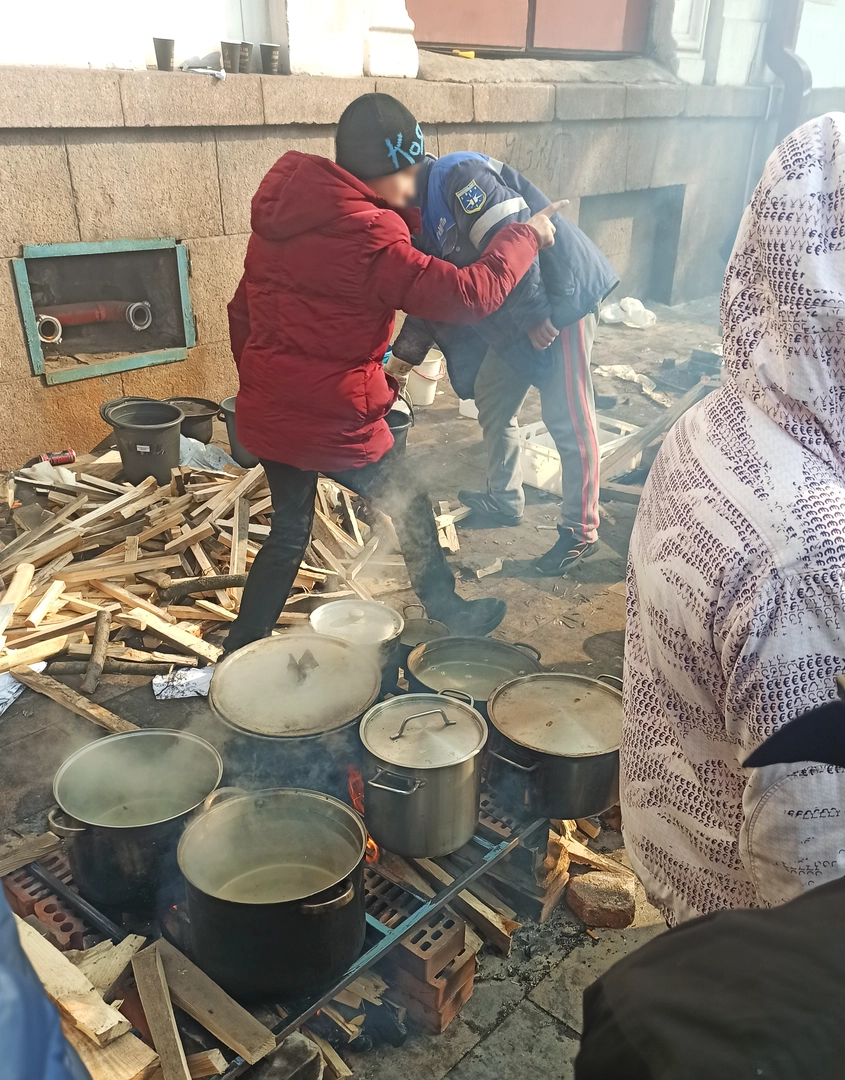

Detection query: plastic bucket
(100, 398), (183, 486)
(407, 351), (445, 407)
(218, 396), (259, 468)
(164, 397), (219, 444)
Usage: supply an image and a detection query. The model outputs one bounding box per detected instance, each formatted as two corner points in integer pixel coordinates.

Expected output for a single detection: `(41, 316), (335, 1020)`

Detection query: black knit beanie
(336, 93), (425, 181)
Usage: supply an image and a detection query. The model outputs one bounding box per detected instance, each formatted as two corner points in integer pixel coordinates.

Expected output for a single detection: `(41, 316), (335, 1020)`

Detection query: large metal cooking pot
(486, 673), (622, 819)
(398, 604), (450, 668)
(178, 788), (367, 1000)
(310, 599), (404, 696)
(406, 637), (543, 717)
(49, 729), (222, 911)
(360, 692), (488, 857)
(209, 632), (381, 796)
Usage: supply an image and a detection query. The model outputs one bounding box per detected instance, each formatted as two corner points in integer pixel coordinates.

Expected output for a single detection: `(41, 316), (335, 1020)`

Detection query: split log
(158, 574), (248, 605)
(10, 669), (138, 733)
(80, 609), (110, 695)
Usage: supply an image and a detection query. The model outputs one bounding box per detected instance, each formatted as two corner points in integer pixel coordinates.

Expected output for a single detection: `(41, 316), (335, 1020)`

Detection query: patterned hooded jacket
(621, 113), (845, 924)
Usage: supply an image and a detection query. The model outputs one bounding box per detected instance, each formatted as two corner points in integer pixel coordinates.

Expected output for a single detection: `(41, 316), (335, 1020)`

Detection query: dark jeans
(224, 447), (456, 651)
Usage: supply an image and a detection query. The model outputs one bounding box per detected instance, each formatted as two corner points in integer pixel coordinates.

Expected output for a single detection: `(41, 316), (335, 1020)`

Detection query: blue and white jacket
(392, 152), (618, 398)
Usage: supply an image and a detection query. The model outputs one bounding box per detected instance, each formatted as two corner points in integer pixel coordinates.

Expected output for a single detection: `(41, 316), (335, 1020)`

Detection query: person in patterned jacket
(621, 111), (845, 925)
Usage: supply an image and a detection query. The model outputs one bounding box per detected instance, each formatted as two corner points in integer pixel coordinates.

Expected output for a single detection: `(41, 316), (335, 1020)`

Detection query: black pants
(224, 447), (456, 652)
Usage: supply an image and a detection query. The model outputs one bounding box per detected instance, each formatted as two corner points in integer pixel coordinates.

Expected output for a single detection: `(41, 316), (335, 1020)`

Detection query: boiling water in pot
(215, 862), (339, 904)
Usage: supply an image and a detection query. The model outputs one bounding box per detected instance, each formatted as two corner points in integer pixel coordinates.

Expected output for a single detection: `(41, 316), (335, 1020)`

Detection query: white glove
(385, 354), (416, 391)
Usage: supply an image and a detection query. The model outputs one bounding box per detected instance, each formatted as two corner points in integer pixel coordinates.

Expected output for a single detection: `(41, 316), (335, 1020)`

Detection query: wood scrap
(4, 610), (99, 650)
(156, 940), (275, 1064)
(0, 494), (87, 572)
(16, 914), (131, 1046)
(438, 501), (460, 553)
(115, 609), (221, 663)
(163, 521), (215, 555)
(150, 1050), (228, 1080)
(25, 579), (67, 627)
(10, 669), (138, 733)
(90, 579), (177, 624)
(77, 934), (147, 993)
(63, 476), (159, 533)
(48, 661), (184, 676)
(190, 464), (265, 523)
(80, 609), (110, 695)
(132, 945), (192, 1080)
(0, 561), (36, 633)
(575, 818), (601, 840)
(0, 831), (61, 877)
(56, 554), (182, 586)
(302, 1028), (352, 1079)
(60, 1018), (160, 1080)
(227, 496), (249, 602)
(562, 836), (636, 877)
(413, 859), (520, 955)
(0, 635), (71, 674)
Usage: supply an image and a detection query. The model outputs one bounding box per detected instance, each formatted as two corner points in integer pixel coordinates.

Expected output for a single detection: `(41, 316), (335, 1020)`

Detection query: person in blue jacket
(389, 152), (618, 576)
(0, 892), (90, 1079)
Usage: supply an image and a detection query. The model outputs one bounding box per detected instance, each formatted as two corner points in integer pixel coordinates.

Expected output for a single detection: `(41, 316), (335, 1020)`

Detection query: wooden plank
(64, 596), (121, 616)
(156, 940), (275, 1064)
(193, 600), (237, 621)
(78, 934), (147, 993)
(56, 554), (182, 586)
(80, 473), (131, 495)
(0, 831), (61, 877)
(125, 534), (141, 562)
(132, 946), (192, 1080)
(10, 669), (138, 733)
(16, 914), (131, 1046)
(347, 535), (380, 580)
(228, 496), (249, 602)
(313, 509), (361, 555)
(0, 636), (70, 675)
(413, 859), (520, 955)
(61, 1020), (159, 1080)
(599, 481), (643, 504)
(25, 580), (68, 627)
(561, 837), (636, 877)
(115, 608), (222, 663)
(5, 610), (98, 650)
(63, 476), (159, 533)
(311, 539), (375, 603)
(150, 1051), (228, 1080)
(0, 494), (87, 572)
(90, 579), (177, 624)
(0, 562), (36, 634)
(305, 1028), (353, 1078)
(163, 521), (214, 555)
(599, 380), (713, 484)
(339, 490), (364, 546)
(575, 817), (601, 840)
(190, 464), (265, 523)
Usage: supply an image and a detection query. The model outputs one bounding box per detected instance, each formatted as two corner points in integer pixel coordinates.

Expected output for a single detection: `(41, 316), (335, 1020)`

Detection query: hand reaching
(528, 318), (560, 350)
(525, 200), (569, 250)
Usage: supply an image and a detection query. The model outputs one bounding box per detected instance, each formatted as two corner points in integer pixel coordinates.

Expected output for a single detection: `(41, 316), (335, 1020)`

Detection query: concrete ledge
(0, 67), (123, 128)
(262, 76), (375, 125)
(473, 83), (554, 123)
(375, 78), (473, 123)
(119, 70), (264, 128)
(626, 84), (687, 118)
(556, 84), (626, 120)
(684, 84), (772, 118)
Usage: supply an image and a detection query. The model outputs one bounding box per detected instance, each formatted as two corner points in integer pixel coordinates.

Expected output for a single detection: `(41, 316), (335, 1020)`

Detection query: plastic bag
(601, 297), (657, 329)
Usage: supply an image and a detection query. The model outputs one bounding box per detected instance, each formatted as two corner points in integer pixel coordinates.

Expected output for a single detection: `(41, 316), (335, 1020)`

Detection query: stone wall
(0, 63), (785, 466)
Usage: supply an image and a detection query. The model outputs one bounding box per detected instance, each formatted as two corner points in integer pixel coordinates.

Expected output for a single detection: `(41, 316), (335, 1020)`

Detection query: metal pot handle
(391, 708), (456, 740)
(366, 767), (427, 795)
(512, 642), (542, 662)
(300, 879), (355, 916)
(438, 688), (475, 708)
(403, 603), (425, 618)
(202, 786), (247, 812)
(488, 746), (540, 773)
(47, 806), (87, 837)
(596, 673), (623, 688)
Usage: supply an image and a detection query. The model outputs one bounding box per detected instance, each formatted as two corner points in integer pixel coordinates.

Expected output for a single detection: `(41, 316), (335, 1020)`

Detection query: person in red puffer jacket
(224, 93), (563, 653)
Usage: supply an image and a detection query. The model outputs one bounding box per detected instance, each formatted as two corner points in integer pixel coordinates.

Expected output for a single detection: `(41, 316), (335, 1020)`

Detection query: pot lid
(209, 633), (381, 738)
(310, 600), (404, 645)
(488, 674), (622, 758)
(407, 637), (543, 700)
(360, 694), (487, 768)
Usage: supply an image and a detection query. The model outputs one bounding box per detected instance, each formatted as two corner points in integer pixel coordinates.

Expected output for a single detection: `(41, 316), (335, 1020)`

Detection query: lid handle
(596, 673), (622, 687)
(391, 708), (456, 741)
(438, 688), (475, 707)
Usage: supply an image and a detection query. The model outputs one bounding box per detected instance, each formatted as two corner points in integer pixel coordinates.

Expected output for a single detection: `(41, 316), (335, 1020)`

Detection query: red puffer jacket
(229, 151), (538, 471)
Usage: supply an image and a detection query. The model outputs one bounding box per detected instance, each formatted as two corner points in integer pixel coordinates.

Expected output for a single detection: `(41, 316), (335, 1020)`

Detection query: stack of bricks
(2, 851), (88, 949)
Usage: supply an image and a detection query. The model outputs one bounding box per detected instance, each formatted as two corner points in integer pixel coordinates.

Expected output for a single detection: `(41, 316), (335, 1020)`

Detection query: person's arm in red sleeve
(369, 210), (564, 325)
(227, 276), (251, 369)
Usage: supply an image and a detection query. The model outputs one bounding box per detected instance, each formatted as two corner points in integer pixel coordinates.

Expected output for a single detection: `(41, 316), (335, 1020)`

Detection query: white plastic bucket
(407, 350), (445, 407)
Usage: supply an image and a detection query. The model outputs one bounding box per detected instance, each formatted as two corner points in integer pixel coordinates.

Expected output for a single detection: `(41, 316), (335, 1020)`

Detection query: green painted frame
(12, 237), (196, 386)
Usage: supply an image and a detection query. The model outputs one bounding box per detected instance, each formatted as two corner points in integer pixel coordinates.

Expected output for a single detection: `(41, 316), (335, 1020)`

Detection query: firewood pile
(0, 453), (467, 702)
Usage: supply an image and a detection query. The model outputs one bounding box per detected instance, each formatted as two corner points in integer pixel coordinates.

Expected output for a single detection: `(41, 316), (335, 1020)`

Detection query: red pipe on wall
(37, 301), (152, 329)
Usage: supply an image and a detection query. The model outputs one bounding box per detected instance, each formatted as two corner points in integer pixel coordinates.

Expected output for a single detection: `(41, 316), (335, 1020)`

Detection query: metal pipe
(36, 301), (153, 333)
(26, 861), (126, 942)
(764, 0), (812, 142)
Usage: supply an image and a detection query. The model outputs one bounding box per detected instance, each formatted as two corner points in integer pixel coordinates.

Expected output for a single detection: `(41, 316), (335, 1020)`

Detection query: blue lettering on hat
(385, 124), (425, 170)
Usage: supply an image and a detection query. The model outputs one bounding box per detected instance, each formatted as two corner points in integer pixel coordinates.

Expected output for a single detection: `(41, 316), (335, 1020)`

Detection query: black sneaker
(458, 490), (523, 528)
(534, 531), (598, 577)
(428, 595), (506, 637)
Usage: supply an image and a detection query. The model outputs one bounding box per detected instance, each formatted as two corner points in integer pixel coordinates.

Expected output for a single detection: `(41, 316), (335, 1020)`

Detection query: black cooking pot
(486, 673), (622, 819)
(208, 632), (382, 796)
(178, 788), (367, 1000)
(406, 637), (543, 718)
(49, 730), (222, 911)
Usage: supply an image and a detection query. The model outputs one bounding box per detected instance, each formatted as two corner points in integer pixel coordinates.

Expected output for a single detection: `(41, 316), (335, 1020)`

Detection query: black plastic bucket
(164, 397), (219, 444)
(100, 397), (183, 485)
(218, 396), (259, 468)
(386, 398), (414, 455)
